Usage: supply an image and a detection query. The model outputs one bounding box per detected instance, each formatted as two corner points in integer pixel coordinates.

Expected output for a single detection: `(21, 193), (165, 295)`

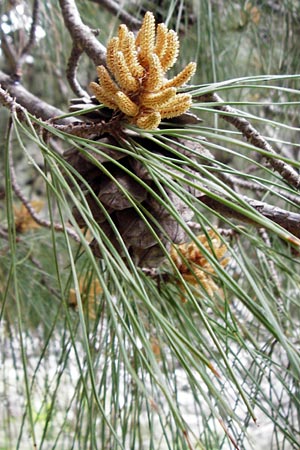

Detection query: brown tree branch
(59, 0), (106, 66)
(13, 0), (40, 81)
(182, 137), (300, 205)
(1, 0), (40, 81)
(215, 171), (300, 206)
(8, 128), (80, 243)
(199, 92), (300, 190)
(89, 0), (141, 30)
(21, 0), (40, 57)
(200, 193), (300, 240)
(66, 44), (89, 97)
(0, 31), (19, 74)
(186, 222), (242, 238)
(0, 72), (74, 123)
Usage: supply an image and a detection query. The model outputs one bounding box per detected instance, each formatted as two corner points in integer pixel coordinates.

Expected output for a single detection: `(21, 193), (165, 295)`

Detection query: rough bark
(59, 0), (106, 66)
(0, 70), (72, 123)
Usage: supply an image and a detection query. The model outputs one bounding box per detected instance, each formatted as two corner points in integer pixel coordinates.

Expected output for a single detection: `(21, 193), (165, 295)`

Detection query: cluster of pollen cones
(89, 11), (196, 129)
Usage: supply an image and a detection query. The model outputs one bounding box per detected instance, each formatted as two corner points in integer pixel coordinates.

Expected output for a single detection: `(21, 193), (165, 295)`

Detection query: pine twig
(8, 135), (80, 243)
(215, 171), (300, 206)
(198, 92), (300, 190)
(89, 0), (141, 30)
(53, 119), (114, 139)
(21, 0), (40, 57)
(66, 44), (89, 98)
(0, 31), (18, 74)
(16, 0), (40, 80)
(0, 86), (26, 121)
(0, 83), (112, 140)
(59, 0), (106, 66)
(199, 193), (300, 241)
(1, 0), (40, 81)
(0, 74), (74, 123)
(186, 222), (242, 239)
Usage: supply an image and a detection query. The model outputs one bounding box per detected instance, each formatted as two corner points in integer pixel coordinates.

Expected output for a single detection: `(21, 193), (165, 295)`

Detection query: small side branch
(187, 222), (242, 239)
(1, 0), (40, 81)
(199, 92), (300, 190)
(215, 171), (300, 206)
(0, 31), (19, 75)
(21, 0), (40, 56)
(0, 79), (74, 123)
(53, 120), (113, 139)
(16, 0), (40, 79)
(8, 136), (80, 243)
(245, 196), (300, 239)
(0, 83), (111, 139)
(59, 0), (106, 66)
(200, 193), (300, 240)
(89, 0), (141, 30)
(66, 44), (89, 97)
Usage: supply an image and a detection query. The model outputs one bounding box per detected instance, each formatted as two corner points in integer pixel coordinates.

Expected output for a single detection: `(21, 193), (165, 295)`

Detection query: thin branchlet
(198, 92), (300, 190)
(7, 124), (80, 242)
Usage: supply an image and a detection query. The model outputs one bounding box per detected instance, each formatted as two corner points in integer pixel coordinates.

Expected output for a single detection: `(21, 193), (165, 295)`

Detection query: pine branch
(8, 135), (80, 243)
(200, 193), (300, 241)
(199, 92), (300, 190)
(0, 30), (18, 75)
(66, 44), (89, 97)
(0, 0), (40, 81)
(89, 0), (141, 30)
(20, 0), (40, 57)
(59, 0), (106, 66)
(0, 72), (73, 123)
(216, 172), (300, 206)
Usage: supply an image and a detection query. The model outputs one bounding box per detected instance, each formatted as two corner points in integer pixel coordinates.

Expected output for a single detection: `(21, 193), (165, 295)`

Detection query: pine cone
(64, 129), (206, 267)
